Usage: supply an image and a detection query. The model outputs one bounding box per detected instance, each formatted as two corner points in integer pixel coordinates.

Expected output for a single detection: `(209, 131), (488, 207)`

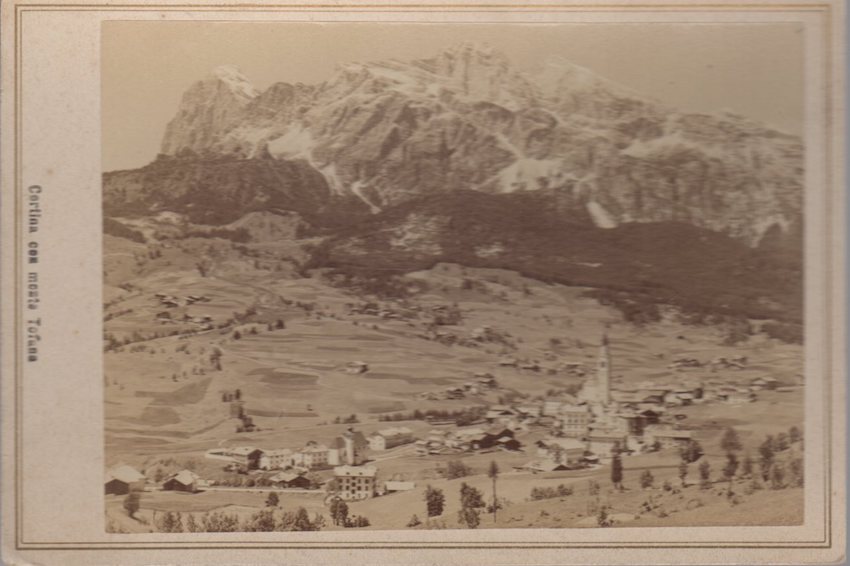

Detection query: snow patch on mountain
(350, 180), (382, 213)
(621, 131), (726, 160)
(267, 125), (316, 160)
(586, 201), (618, 229)
(497, 158), (562, 192)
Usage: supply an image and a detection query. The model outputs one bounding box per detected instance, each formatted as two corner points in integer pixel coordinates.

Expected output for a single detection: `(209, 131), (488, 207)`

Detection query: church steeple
(597, 333), (611, 405)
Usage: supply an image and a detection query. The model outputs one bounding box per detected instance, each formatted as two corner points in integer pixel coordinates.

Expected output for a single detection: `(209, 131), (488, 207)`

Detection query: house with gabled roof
(105, 464), (146, 495)
(162, 470), (201, 493)
(270, 472), (311, 489)
(368, 427), (414, 451)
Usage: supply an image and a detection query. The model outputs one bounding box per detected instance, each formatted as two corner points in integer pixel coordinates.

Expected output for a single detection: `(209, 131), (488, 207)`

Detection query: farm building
(384, 480), (416, 494)
(105, 464), (146, 495)
(536, 437), (586, 467)
(523, 459), (572, 473)
(587, 431), (628, 456)
(270, 472), (311, 489)
(162, 470), (201, 493)
(644, 425), (693, 449)
(368, 427), (414, 451)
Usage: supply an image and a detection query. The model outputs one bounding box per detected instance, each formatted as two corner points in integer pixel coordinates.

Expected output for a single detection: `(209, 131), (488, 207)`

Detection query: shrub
(445, 460), (472, 479)
(407, 514), (422, 528)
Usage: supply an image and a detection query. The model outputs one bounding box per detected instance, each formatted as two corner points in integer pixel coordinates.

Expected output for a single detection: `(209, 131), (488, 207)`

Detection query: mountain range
(103, 42), (803, 325)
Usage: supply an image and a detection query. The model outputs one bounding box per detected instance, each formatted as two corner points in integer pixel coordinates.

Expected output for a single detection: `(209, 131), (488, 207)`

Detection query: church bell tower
(596, 334), (612, 406)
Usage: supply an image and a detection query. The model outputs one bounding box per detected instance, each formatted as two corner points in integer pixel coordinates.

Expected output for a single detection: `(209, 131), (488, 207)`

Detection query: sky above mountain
(102, 21), (803, 172)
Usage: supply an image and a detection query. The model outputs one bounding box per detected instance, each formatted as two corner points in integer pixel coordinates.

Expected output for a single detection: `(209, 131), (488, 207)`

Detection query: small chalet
(162, 470), (201, 493)
(644, 425), (693, 449)
(368, 427), (414, 451)
(270, 472), (311, 489)
(524, 459), (571, 473)
(105, 464), (146, 495)
(384, 480), (416, 494)
(587, 431), (628, 456)
(536, 437), (585, 467)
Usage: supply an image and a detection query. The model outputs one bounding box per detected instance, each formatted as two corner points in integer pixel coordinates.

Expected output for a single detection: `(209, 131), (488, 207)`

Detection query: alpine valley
(103, 43), (804, 533)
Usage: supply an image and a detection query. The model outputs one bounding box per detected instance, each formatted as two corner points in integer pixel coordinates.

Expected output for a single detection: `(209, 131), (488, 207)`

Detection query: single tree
(741, 452), (754, 478)
(280, 507), (317, 531)
(596, 504), (612, 527)
(488, 461), (500, 523)
(424, 485), (445, 518)
(123, 491), (141, 518)
(788, 426), (802, 444)
(458, 506), (481, 529)
(330, 497), (349, 526)
(458, 482), (485, 528)
(789, 457), (804, 487)
(446, 460), (471, 479)
(723, 452), (739, 484)
(770, 462), (786, 490)
(185, 513), (200, 532)
(640, 469), (655, 489)
(265, 491), (279, 508)
(759, 437), (775, 481)
(680, 440), (704, 464)
(407, 514), (422, 528)
(611, 451), (624, 490)
(460, 482), (485, 509)
(244, 508), (276, 532)
(720, 427), (743, 453)
(678, 461), (689, 486)
(698, 459), (711, 489)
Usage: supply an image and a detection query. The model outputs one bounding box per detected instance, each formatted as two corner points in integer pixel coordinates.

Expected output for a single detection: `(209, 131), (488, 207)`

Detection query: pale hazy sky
(102, 21), (803, 172)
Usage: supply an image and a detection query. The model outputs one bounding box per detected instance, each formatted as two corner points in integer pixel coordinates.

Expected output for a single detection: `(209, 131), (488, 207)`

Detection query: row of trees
(152, 507), (325, 532)
(418, 461), (501, 528)
(612, 427), (803, 492)
(329, 497), (370, 528)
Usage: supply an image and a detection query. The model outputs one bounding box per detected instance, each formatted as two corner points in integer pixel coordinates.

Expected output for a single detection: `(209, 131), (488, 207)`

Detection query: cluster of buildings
(153, 293), (215, 328)
(494, 335), (783, 471)
(416, 373), (497, 401)
(206, 428), (370, 472)
(105, 464), (207, 495)
(414, 426), (520, 455)
(202, 428), (395, 500)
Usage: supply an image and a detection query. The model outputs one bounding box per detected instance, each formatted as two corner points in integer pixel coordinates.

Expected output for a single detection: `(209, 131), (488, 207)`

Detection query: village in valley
(101, 38), (806, 534)
(103, 257), (805, 533)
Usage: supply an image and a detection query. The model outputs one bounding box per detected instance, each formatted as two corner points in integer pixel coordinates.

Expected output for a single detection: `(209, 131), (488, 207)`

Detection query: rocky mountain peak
(160, 65), (260, 156)
(210, 65), (259, 100)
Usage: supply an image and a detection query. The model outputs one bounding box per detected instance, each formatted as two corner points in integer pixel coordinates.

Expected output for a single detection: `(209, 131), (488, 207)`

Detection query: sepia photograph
(100, 21), (809, 534)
